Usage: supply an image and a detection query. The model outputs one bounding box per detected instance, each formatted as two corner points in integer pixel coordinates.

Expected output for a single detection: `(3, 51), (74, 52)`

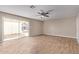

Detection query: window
(3, 17), (30, 41)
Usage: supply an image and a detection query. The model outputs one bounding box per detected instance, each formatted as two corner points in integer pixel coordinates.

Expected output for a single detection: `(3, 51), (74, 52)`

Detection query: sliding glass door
(18, 20), (30, 38)
(3, 17), (30, 41)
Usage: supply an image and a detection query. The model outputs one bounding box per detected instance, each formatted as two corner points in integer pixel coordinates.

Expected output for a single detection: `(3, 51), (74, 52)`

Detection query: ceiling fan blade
(40, 10), (44, 12)
(46, 15), (49, 17)
(44, 15), (49, 17)
(37, 12), (41, 14)
(47, 9), (54, 13)
(35, 14), (41, 16)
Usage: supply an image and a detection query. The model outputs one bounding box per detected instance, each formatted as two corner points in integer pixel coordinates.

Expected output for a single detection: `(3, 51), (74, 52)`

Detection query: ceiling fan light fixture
(37, 9), (54, 18)
(30, 5), (35, 9)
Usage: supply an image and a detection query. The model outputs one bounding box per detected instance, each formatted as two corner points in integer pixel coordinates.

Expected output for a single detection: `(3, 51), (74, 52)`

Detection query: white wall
(43, 17), (76, 38)
(30, 20), (43, 36)
(0, 14), (3, 42)
(76, 13), (79, 43)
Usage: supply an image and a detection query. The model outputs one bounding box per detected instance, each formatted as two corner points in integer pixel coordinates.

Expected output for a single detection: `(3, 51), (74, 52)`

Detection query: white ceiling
(0, 5), (79, 21)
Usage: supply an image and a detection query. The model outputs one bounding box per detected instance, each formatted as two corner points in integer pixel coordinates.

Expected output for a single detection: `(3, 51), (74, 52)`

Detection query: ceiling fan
(37, 9), (54, 18)
(29, 5), (54, 19)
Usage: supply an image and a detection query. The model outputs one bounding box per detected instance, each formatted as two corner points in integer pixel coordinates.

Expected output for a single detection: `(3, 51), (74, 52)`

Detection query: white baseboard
(43, 34), (76, 39)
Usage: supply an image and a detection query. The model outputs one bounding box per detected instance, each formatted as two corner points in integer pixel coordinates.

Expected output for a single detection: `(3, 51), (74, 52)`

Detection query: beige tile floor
(0, 35), (79, 54)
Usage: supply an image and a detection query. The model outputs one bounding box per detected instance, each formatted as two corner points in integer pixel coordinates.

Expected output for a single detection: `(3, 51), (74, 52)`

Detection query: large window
(3, 17), (30, 41)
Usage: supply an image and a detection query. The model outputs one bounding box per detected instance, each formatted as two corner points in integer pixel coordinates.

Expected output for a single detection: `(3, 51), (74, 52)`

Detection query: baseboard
(29, 34), (76, 39)
(29, 34), (43, 37)
(43, 34), (76, 39)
